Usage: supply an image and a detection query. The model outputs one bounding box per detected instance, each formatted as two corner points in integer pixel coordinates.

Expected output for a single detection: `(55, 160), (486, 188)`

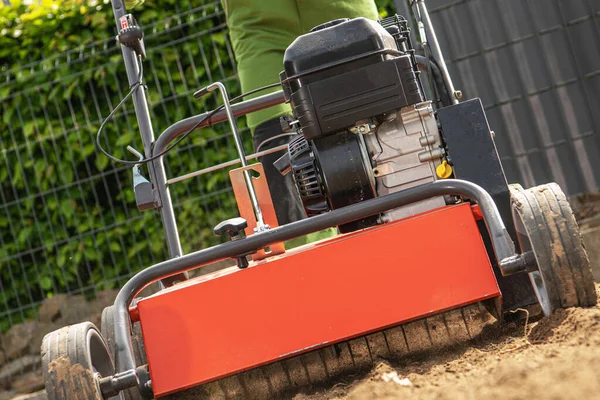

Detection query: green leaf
(23, 120), (36, 137)
(17, 226), (33, 246)
(2, 105), (14, 125)
(115, 131), (133, 146)
(84, 246), (98, 261)
(110, 241), (121, 252)
(95, 155), (109, 171)
(83, 143), (96, 157)
(0, 86), (9, 98)
(40, 276), (52, 290)
(60, 199), (74, 218)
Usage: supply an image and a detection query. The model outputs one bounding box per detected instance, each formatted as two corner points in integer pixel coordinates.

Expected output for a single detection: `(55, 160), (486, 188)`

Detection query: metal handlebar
(194, 83), (268, 231)
(414, 0), (460, 104)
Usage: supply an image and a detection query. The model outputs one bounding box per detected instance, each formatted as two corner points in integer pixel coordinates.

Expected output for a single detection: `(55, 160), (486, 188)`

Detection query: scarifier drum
(40, 3), (597, 400)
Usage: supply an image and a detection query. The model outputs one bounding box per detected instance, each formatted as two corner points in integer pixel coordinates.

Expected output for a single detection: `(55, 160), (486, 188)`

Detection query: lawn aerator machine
(41, 1), (597, 399)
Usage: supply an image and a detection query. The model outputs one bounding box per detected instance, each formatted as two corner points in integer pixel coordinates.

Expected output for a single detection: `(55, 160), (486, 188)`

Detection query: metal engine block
(363, 101), (445, 222)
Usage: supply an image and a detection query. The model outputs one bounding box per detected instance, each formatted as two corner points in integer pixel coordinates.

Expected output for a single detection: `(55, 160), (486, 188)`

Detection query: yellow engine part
(436, 160), (453, 179)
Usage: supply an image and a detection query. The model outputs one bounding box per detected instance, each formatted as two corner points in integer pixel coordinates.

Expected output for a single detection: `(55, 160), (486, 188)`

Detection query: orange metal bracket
(229, 163), (285, 260)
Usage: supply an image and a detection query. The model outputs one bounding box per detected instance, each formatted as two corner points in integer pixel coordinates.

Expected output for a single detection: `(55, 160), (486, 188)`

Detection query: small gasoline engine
(278, 17), (448, 232)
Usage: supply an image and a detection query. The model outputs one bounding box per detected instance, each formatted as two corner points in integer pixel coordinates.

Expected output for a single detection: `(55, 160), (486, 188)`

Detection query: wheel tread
(540, 186), (582, 305)
(509, 182), (597, 314)
(547, 183), (596, 306)
(511, 184), (563, 311)
(531, 186), (578, 307)
(41, 322), (108, 400)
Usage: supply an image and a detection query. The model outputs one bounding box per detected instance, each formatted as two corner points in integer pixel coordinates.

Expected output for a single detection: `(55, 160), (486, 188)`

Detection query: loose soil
(298, 284), (600, 400)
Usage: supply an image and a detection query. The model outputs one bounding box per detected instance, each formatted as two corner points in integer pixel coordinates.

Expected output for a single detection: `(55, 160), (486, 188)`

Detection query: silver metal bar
(127, 146), (145, 180)
(126, 145), (144, 162)
(167, 144), (289, 185)
(111, 0), (187, 288)
(153, 91), (286, 158)
(415, 0), (459, 104)
(197, 82), (267, 231)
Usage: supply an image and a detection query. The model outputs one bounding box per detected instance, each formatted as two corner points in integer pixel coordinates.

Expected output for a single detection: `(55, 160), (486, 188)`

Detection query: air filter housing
(280, 17), (423, 140)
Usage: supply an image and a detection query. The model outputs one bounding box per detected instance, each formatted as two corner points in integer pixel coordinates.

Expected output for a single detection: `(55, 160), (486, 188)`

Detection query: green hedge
(0, 0), (395, 331)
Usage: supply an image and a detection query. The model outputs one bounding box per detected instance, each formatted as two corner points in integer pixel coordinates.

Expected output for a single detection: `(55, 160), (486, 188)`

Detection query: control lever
(117, 14), (146, 59)
(194, 82), (269, 233)
(127, 146), (156, 211)
(214, 217), (251, 269)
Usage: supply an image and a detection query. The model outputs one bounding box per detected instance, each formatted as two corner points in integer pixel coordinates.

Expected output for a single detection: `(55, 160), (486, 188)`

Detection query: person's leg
(224, 0), (299, 130)
(297, 0), (379, 33)
(224, 0), (379, 128)
(225, 0), (308, 227)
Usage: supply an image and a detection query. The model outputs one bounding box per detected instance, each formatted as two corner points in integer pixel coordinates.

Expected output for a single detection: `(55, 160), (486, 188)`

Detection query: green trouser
(223, 0), (379, 130)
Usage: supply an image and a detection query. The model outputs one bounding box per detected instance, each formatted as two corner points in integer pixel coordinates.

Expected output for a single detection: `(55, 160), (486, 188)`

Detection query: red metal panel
(136, 204), (500, 396)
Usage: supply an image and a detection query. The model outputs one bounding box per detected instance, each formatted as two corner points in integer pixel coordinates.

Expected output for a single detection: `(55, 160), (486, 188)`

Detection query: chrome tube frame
(415, 0), (460, 104)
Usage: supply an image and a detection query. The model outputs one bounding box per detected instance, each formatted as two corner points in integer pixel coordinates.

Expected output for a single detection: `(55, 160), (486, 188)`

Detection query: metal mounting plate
(229, 163), (285, 260)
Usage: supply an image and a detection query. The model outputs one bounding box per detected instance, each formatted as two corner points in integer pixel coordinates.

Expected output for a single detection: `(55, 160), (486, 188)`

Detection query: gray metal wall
(416, 0), (600, 195)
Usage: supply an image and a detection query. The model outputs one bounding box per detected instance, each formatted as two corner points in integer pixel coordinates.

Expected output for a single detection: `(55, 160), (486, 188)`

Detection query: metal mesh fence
(0, 1), (247, 330)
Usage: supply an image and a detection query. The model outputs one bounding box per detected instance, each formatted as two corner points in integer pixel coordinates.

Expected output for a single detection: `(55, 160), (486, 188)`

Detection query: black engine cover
(289, 131), (379, 233)
(280, 18), (423, 140)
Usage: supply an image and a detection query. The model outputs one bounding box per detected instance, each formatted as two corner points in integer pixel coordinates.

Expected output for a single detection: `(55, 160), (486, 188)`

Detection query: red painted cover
(137, 204), (500, 396)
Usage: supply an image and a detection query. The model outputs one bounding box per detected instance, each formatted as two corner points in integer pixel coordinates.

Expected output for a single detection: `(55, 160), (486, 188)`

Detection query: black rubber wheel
(510, 183), (597, 316)
(101, 304), (148, 400)
(41, 322), (120, 400)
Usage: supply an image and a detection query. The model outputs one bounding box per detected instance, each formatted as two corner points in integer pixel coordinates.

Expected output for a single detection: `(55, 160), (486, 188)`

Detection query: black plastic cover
(288, 132), (379, 233)
(313, 131), (379, 232)
(438, 98), (537, 310)
(291, 56), (421, 139)
(281, 17), (424, 140)
(288, 135), (329, 216)
(283, 18), (396, 80)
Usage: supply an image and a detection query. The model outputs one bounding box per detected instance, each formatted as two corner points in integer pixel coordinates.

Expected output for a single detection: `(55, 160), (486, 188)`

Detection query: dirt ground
(14, 288), (600, 400)
(297, 284), (600, 400)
